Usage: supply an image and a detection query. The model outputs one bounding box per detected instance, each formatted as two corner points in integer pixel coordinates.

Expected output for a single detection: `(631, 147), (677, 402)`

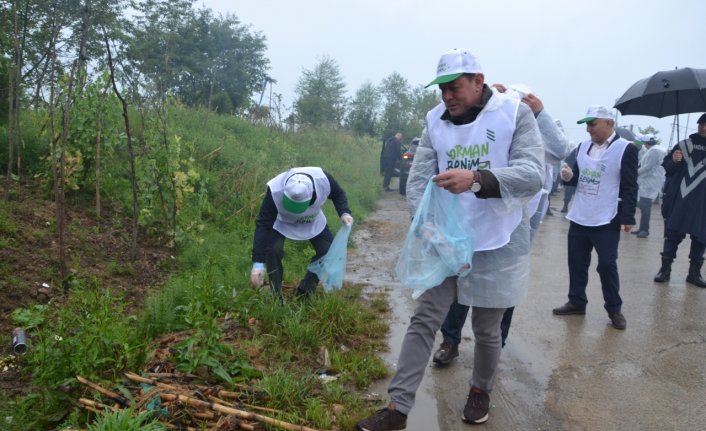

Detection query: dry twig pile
(73, 372), (324, 431)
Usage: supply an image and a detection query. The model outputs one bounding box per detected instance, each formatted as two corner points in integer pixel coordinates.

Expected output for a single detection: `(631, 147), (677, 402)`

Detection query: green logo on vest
(446, 141), (491, 171)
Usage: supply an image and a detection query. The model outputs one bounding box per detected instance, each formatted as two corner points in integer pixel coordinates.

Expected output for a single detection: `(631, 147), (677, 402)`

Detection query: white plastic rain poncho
(637, 145), (666, 200)
(405, 89), (544, 308)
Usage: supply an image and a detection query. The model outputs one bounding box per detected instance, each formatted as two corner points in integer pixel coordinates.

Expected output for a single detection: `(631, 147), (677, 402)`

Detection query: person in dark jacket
(653, 113), (706, 287)
(552, 105), (638, 330)
(560, 146), (578, 213)
(250, 167), (353, 297)
(381, 132), (403, 191)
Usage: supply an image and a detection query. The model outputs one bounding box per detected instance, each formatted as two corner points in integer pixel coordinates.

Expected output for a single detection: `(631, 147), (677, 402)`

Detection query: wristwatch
(469, 171), (482, 193)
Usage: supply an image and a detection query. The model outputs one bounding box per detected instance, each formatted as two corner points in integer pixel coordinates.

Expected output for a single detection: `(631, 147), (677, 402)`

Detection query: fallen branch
(76, 375), (129, 407)
(160, 392), (322, 431)
(79, 398), (118, 413)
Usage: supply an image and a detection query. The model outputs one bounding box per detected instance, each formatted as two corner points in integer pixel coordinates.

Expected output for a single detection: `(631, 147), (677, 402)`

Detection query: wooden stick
(213, 416), (257, 431)
(193, 411), (216, 420)
(206, 394), (286, 416)
(79, 398), (118, 412)
(76, 376), (129, 407)
(130, 372), (267, 402)
(160, 393), (323, 431)
(125, 372), (179, 391)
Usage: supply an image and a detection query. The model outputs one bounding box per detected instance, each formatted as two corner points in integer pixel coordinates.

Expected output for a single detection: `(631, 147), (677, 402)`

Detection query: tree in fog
(378, 72), (413, 139)
(294, 56), (346, 128)
(346, 81), (380, 136)
(127, 1), (269, 112)
(408, 85), (441, 138)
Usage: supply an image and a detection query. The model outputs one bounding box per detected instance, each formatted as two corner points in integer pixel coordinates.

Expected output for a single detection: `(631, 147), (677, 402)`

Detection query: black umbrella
(614, 67), (706, 144)
(614, 126), (636, 142)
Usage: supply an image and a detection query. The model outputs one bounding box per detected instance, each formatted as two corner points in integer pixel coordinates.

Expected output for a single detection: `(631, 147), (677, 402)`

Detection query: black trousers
(440, 300), (515, 348)
(661, 227), (706, 262)
(567, 223), (622, 313)
(382, 158), (396, 188)
(636, 197), (653, 233)
(265, 226), (333, 295)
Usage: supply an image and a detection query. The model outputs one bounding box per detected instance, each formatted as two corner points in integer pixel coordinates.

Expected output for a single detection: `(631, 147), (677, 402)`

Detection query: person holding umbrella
(552, 105), (638, 330)
(653, 113), (706, 287)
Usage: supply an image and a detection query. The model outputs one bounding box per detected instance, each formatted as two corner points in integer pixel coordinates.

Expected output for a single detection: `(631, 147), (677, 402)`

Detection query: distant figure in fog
(250, 167), (353, 298)
(653, 114), (706, 287)
(560, 146), (578, 213)
(381, 132), (403, 191)
(632, 133), (665, 238)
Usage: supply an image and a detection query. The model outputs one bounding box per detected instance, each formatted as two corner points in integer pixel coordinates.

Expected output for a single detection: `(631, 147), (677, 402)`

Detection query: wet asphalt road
(346, 188), (706, 431)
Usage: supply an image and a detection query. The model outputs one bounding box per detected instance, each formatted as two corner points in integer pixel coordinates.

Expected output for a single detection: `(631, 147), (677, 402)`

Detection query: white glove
(340, 213), (354, 225)
(250, 263), (266, 287)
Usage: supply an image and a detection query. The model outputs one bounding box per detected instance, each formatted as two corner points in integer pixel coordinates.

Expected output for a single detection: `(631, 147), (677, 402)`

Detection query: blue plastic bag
(396, 179), (475, 297)
(308, 223), (352, 292)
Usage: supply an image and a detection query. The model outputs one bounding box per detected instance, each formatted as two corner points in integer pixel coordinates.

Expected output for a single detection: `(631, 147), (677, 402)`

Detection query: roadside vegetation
(0, 1), (439, 428)
(0, 104), (393, 430)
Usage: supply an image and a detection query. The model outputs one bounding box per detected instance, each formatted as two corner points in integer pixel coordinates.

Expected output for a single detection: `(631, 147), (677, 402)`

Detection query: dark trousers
(563, 185), (576, 206)
(265, 227), (333, 295)
(567, 223), (622, 313)
(637, 197), (653, 233)
(661, 228), (706, 262)
(440, 300), (514, 347)
(382, 158), (396, 188)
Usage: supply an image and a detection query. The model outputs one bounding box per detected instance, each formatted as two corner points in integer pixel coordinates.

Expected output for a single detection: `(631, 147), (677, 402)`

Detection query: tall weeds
(2, 106), (390, 430)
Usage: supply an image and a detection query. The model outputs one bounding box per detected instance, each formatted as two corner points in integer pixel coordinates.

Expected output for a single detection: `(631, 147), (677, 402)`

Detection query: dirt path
(347, 186), (706, 431)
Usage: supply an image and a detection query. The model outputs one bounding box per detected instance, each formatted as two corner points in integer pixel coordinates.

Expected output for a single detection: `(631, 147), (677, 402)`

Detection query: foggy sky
(200, 0), (703, 147)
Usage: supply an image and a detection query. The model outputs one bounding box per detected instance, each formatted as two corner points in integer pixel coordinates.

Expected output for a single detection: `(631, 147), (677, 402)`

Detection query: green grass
(0, 106), (391, 430)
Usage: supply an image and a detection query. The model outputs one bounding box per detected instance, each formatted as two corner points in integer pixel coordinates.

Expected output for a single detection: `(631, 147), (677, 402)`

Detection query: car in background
(399, 137), (420, 195)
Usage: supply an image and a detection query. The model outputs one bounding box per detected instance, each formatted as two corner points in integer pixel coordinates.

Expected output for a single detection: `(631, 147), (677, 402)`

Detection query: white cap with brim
(282, 174), (313, 214)
(641, 133), (657, 145)
(577, 105), (615, 124)
(426, 49), (483, 88)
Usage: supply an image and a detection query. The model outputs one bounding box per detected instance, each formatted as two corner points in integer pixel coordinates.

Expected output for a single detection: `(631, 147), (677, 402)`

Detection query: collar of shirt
(588, 131), (617, 158)
(593, 131), (617, 147)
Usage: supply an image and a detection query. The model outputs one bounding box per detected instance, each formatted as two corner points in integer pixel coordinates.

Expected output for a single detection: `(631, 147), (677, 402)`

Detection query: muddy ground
(346, 182), (706, 431)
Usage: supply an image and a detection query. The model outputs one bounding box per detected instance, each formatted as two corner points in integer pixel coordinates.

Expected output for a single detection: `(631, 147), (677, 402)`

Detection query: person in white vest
(250, 167), (353, 297)
(355, 49), (544, 430)
(632, 133), (665, 238)
(552, 105), (638, 330)
(431, 85), (568, 368)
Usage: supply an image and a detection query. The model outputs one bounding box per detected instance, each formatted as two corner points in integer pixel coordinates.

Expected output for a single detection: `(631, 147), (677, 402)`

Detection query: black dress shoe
(432, 341), (459, 365)
(608, 312), (626, 329)
(552, 302), (586, 315)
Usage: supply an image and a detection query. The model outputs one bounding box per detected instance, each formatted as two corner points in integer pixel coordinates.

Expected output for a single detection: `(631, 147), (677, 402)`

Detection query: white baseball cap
(577, 105), (615, 124)
(282, 174), (313, 214)
(640, 133), (657, 145)
(426, 49), (483, 88)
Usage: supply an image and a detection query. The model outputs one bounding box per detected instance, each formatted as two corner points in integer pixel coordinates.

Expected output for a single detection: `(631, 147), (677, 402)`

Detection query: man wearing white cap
(632, 133), (665, 238)
(552, 105), (638, 330)
(250, 167), (353, 297)
(356, 49), (544, 430)
(431, 84), (569, 367)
